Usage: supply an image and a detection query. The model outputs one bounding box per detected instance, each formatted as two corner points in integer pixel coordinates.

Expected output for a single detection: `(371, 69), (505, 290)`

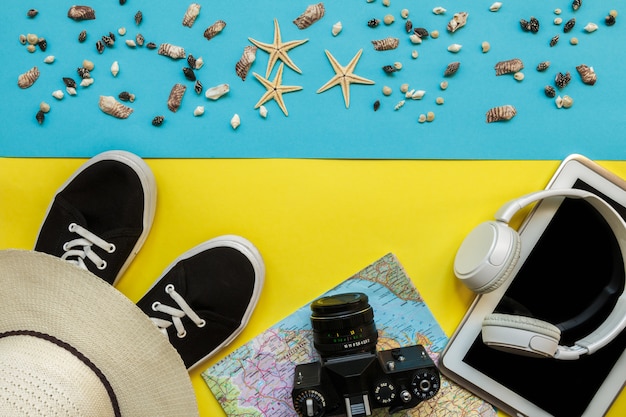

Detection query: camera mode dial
(410, 369), (441, 401)
(373, 379), (397, 405)
(293, 389), (326, 417)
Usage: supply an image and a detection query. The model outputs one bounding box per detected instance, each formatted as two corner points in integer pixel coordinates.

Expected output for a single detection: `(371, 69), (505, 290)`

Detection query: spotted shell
(204, 20), (226, 41)
(98, 95), (133, 119)
(167, 83), (187, 112)
(555, 71), (571, 89)
(158, 43), (186, 59)
(447, 12), (468, 33)
(443, 61), (460, 77)
(293, 2), (325, 29)
(576, 64), (597, 85)
(182, 3), (201, 27)
(17, 66), (40, 89)
(536, 61), (550, 72)
(235, 45), (257, 81)
(486, 105), (517, 123)
(494, 58), (524, 76)
(67, 5), (96, 21)
(371, 37), (399, 51)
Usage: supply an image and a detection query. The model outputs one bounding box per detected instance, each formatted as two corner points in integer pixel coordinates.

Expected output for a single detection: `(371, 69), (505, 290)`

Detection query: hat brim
(0, 250), (198, 417)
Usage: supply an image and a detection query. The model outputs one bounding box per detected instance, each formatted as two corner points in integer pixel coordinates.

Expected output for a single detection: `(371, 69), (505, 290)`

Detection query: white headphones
(454, 189), (626, 360)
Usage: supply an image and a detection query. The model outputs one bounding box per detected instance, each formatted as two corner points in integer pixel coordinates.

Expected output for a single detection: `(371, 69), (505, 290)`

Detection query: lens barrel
(310, 292), (378, 357)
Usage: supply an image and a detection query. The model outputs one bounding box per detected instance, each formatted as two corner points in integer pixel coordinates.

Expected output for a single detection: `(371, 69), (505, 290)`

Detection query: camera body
(291, 293), (440, 417)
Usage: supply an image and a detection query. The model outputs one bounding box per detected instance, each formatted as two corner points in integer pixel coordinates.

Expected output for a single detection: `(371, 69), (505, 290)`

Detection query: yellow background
(1, 158), (624, 417)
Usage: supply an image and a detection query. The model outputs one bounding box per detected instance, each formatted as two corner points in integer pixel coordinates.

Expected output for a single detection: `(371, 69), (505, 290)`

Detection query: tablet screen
(462, 180), (626, 417)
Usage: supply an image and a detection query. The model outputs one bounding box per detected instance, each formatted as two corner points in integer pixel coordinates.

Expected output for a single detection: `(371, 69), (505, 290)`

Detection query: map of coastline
(202, 253), (496, 416)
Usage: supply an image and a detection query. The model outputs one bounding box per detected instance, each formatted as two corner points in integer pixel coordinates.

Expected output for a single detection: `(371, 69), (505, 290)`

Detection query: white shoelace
(61, 223), (116, 270)
(150, 284), (206, 338)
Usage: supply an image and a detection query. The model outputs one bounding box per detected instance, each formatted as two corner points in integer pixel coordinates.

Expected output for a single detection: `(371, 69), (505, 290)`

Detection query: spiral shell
(167, 83), (187, 112)
(485, 105), (517, 123)
(447, 11), (468, 33)
(136, 33), (145, 46)
(204, 20), (226, 41)
(494, 58), (524, 75)
(235, 45), (257, 81)
(158, 43), (186, 59)
(371, 37), (399, 51)
(17, 66), (40, 89)
(67, 5), (96, 21)
(182, 3), (201, 27)
(99, 96), (133, 119)
(293, 2), (325, 29)
(576, 64), (597, 85)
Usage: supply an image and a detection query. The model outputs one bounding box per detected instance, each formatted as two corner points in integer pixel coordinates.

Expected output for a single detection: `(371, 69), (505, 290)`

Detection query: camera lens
(310, 292), (378, 357)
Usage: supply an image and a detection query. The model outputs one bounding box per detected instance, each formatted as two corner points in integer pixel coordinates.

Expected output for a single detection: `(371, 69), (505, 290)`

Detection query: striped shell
(371, 37), (399, 51)
(98, 96), (133, 119)
(17, 66), (40, 89)
(67, 5), (96, 21)
(447, 12), (468, 33)
(486, 105), (517, 123)
(494, 58), (524, 76)
(167, 83), (187, 112)
(293, 2), (325, 29)
(158, 43), (186, 59)
(235, 45), (257, 81)
(576, 64), (597, 85)
(204, 20), (226, 41)
(182, 3), (201, 27)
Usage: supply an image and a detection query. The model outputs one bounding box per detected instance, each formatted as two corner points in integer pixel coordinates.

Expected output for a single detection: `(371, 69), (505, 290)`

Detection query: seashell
(204, 20), (226, 41)
(584, 22), (598, 33)
(99, 95), (133, 118)
(373, 100), (380, 111)
(167, 83), (187, 112)
(550, 34), (559, 46)
(564, 18), (575, 32)
(293, 2), (325, 29)
(26, 33), (39, 45)
(63, 77), (77, 89)
(182, 67), (196, 81)
(193, 105), (204, 116)
(605, 15), (616, 26)
(187, 54), (196, 69)
(409, 89), (426, 100)
(332, 21), (343, 36)
(447, 12), (468, 33)
(44, 55), (55, 64)
(111, 61), (119, 77)
(19, 34), (27, 44)
(118, 27), (126, 36)
(414, 27), (429, 38)
(205, 83), (229, 100)
(401, 9), (410, 19)
(259, 105), (268, 118)
(371, 37), (399, 51)
(486, 105), (516, 123)
(80, 78), (94, 87)
(152, 115), (164, 126)
(125, 39), (137, 48)
(576, 64), (597, 85)
(38, 38), (47, 51)
(66, 86), (77, 96)
(118, 91), (135, 102)
(102, 35), (114, 47)
(146, 42), (157, 49)
(489, 2), (502, 12)
(182, 3), (201, 28)
(555, 71), (571, 89)
(409, 34), (422, 44)
(96, 40), (105, 54)
(494, 58), (524, 75)
(78, 30), (87, 43)
(108, 31), (116, 42)
(545, 85), (556, 98)
(194, 80), (203, 95)
(433, 7), (447, 15)
(68, 5), (96, 21)
(536, 61), (550, 71)
(381, 65), (395, 74)
(27, 9), (39, 18)
(52, 90), (64, 100)
(443, 61), (460, 77)
(554, 17), (563, 25)
(411, 50), (418, 59)
(235, 45), (257, 81)
(136, 33), (144, 46)
(82, 60), (95, 71)
(77, 67), (91, 79)
(482, 41), (490, 53)
(230, 113), (240, 130)
(27, 44), (36, 53)
(17, 66), (40, 89)
(572, 0), (582, 11)
(529, 17), (540, 33)
(135, 10), (143, 25)
(40, 102), (51, 113)
(556, 94), (574, 109)
(447, 43), (462, 52)
(394, 100), (405, 111)
(36, 110), (45, 125)
(405, 20), (413, 33)
(158, 43), (186, 59)
(194, 56), (204, 70)
(367, 18), (380, 28)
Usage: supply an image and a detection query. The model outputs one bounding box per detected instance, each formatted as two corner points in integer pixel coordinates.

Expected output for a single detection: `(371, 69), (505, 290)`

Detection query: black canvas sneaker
(136, 235), (265, 371)
(34, 150), (157, 286)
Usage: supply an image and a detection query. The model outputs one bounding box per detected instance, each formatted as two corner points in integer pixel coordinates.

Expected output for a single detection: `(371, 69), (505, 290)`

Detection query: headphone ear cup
(482, 313), (561, 358)
(454, 221), (521, 293)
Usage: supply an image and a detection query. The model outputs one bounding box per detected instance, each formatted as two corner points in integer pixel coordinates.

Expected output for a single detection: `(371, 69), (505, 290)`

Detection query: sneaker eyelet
(165, 284), (175, 293)
(106, 243), (116, 253)
(97, 260), (107, 270)
(62, 242), (71, 251)
(151, 301), (161, 311)
(177, 330), (187, 338)
(68, 223), (77, 232)
(197, 319), (206, 328)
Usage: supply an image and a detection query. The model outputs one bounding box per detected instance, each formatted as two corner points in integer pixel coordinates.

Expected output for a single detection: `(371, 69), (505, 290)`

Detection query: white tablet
(440, 154), (626, 417)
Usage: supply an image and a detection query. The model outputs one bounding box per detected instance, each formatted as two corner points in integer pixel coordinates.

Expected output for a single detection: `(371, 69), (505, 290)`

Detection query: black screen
(463, 180), (626, 417)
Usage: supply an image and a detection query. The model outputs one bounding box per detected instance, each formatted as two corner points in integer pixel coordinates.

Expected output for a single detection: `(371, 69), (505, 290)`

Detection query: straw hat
(0, 249), (199, 416)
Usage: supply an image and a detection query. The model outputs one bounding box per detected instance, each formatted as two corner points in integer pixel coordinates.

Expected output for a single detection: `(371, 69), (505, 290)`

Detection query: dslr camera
(291, 292), (440, 417)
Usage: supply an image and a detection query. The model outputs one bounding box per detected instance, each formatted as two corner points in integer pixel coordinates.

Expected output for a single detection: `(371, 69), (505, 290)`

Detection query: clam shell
(235, 45), (257, 81)
(99, 95), (133, 118)
(486, 105), (516, 123)
(17, 66), (40, 89)
(447, 11), (468, 32)
(158, 43), (186, 59)
(182, 3), (201, 27)
(205, 83), (230, 100)
(576, 64), (597, 85)
(68, 5), (96, 21)
(371, 37), (400, 51)
(167, 83), (187, 112)
(494, 58), (524, 75)
(204, 20), (226, 41)
(293, 2), (325, 29)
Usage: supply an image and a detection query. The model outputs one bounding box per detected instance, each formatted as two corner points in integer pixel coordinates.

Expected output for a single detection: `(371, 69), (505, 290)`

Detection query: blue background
(1, 0), (624, 159)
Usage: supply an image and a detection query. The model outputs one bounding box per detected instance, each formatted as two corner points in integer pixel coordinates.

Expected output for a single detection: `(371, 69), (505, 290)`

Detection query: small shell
(204, 20), (226, 41)
(481, 41), (490, 53)
(485, 105), (517, 123)
(135, 10), (143, 25)
(96, 40), (105, 54)
(193, 105), (205, 116)
(259, 105), (268, 118)
(382, 86), (392, 96)
(432, 7), (447, 15)
(152, 115), (164, 126)
(63, 77), (77, 89)
(605, 15), (616, 26)
(550, 34), (559, 46)
(182, 3), (201, 28)
(118, 27), (126, 36)
(118, 91), (135, 102)
(77, 67), (91, 79)
(409, 89), (426, 100)
(544, 85), (556, 98)
(401, 9), (409, 19)
(293, 2), (325, 29)
(136, 33), (145, 46)
(373, 100), (380, 111)
(414, 27), (429, 38)
(554, 17), (563, 25)
(564, 18), (576, 32)
(52, 90), (64, 100)
(444, 61), (460, 77)
(235, 45), (257, 81)
(102, 35), (114, 47)
(167, 83), (187, 112)
(576, 64), (597, 85)
(332, 21), (343, 36)
(230, 113), (241, 130)
(99, 95), (133, 118)
(80, 78), (94, 87)
(555, 95), (574, 109)
(367, 18), (380, 28)
(405, 19), (413, 33)
(17, 66), (40, 89)
(383, 14), (395, 25)
(68, 5), (96, 21)
(555, 71), (571, 89)
(447, 12), (468, 33)
(572, 0), (582, 11)
(194, 80), (203, 95)
(44, 55), (55, 64)
(38, 38), (47, 52)
(371, 37), (399, 51)
(111, 61), (119, 77)
(514, 72), (525, 81)
(66, 86), (77, 96)
(494, 58), (524, 75)
(536, 61), (550, 71)
(125, 39), (137, 47)
(158, 43), (186, 59)
(27, 9), (39, 18)
(19, 34), (27, 44)
(394, 100), (405, 111)
(36, 110), (45, 125)
(489, 2), (502, 12)
(40, 102), (51, 113)
(584, 22), (598, 33)
(146, 42), (157, 49)
(78, 30), (87, 43)
(409, 34), (422, 44)
(182, 67), (196, 81)
(26, 33), (39, 45)
(447, 43), (462, 53)
(83, 60), (95, 71)
(205, 83), (230, 100)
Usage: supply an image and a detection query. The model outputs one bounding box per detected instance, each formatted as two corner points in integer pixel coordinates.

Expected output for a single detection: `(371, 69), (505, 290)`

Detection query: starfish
(252, 63), (303, 116)
(248, 19), (308, 78)
(317, 49), (375, 109)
